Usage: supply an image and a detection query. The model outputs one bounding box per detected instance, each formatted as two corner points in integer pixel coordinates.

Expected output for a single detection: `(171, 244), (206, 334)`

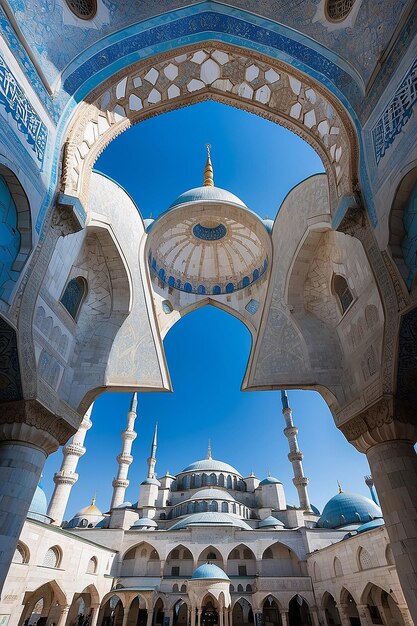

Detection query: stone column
(89, 605), (101, 626)
(165, 610), (174, 626)
(366, 439), (417, 621)
(122, 607), (130, 626)
(279, 611), (288, 626)
(196, 609), (200, 626)
(335, 605), (351, 626)
(356, 605), (372, 626)
(56, 607), (70, 626)
(0, 400), (75, 593)
(309, 607), (320, 626)
(146, 610), (154, 626)
(398, 605), (414, 626)
(219, 609), (224, 626)
(190, 609), (195, 626)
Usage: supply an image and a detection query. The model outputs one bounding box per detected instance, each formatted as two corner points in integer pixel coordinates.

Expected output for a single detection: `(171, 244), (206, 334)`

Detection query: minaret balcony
(53, 471), (78, 485)
(63, 444), (86, 457)
(112, 478), (129, 489)
(122, 430), (137, 441)
(284, 426), (298, 438)
(293, 476), (309, 486)
(288, 451), (303, 462)
(117, 453), (133, 465)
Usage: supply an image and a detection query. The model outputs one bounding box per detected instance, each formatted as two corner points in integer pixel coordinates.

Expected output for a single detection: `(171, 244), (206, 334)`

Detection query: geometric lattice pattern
(327, 0), (355, 21)
(65, 0), (96, 19)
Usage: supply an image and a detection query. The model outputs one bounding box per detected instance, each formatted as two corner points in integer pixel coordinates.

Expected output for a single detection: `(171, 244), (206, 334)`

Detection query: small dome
(181, 458), (241, 475)
(115, 501), (132, 509)
(131, 517), (158, 529)
(144, 218), (154, 231)
(192, 563), (229, 580)
(263, 218), (274, 233)
(356, 518), (385, 534)
(259, 476), (281, 486)
(169, 512), (252, 531)
(28, 481), (48, 517)
(310, 504), (321, 515)
(75, 500), (102, 517)
(141, 477), (161, 486)
(317, 492), (382, 529)
(170, 186), (247, 209)
(259, 516), (285, 528)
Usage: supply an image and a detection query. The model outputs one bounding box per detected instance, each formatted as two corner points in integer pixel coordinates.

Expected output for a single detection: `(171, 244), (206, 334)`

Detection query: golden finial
(337, 480), (343, 494)
(91, 494), (96, 506)
(203, 144), (214, 187)
(207, 438), (212, 460)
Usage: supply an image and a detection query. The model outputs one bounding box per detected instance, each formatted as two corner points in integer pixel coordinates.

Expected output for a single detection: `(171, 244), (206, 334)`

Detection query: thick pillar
(56, 607), (70, 626)
(122, 607), (130, 626)
(309, 608), (320, 626)
(190, 609), (195, 626)
(398, 605), (414, 626)
(165, 610), (174, 626)
(0, 400), (74, 593)
(48, 405), (93, 525)
(366, 439), (417, 620)
(89, 605), (101, 626)
(146, 610), (154, 626)
(279, 611), (288, 626)
(356, 605), (372, 626)
(335, 605), (351, 626)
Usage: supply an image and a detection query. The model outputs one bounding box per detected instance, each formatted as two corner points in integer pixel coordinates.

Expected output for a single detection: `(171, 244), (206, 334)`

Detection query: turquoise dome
(259, 516), (285, 528)
(317, 492), (382, 529)
(259, 476), (281, 486)
(181, 458), (241, 475)
(192, 563), (229, 580)
(29, 481), (48, 516)
(131, 517), (158, 529)
(169, 512), (252, 531)
(170, 186), (247, 209)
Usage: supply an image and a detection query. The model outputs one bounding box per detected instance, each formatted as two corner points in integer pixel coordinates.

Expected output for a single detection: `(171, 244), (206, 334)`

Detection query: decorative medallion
(326, 0), (356, 21)
(65, 0), (97, 19)
(192, 223), (227, 241)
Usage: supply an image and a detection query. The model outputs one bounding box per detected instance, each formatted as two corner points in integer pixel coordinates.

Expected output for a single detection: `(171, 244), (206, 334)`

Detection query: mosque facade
(0, 1), (416, 624)
(0, 392), (413, 626)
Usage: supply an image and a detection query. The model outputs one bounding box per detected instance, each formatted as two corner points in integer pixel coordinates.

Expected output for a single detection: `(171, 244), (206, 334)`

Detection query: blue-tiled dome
(170, 186), (247, 209)
(310, 504), (321, 515)
(141, 477), (161, 486)
(169, 512), (252, 531)
(258, 516), (285, 528)
(181, 459), (241, 475)
(192, 563), (229, 580)
(356, 518), (385, 534)
(28, 481), (48, 516)
(259, 476), (281, 486)
(317, 492), (382, 529)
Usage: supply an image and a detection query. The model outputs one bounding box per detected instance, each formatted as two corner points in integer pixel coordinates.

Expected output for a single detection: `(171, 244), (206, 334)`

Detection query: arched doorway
(340, 592), (359, 626)
(232, 599), (253, 626)
(172, 601), (188, 626)
(201, 596), (219, 626)
(153, 600), (165, 626)
(18, 582), (67, 626)
(288, 595), (311, 626)
(127, 596), (148, 626)
(322, 593), (341, 626)
(362, 585), (406, 626)
(262, 597), (282, 626)
(99, 595), (124, 626)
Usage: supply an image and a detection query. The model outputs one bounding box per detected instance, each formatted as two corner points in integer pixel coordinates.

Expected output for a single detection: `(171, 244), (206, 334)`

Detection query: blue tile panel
(402, 178), (417, 289)
(0, 55), (48, 163)
(245, 299), (259, 315)
(372, 58), (417, 166)
(0, 174), (20, 302)
(193, 222), (227, 241)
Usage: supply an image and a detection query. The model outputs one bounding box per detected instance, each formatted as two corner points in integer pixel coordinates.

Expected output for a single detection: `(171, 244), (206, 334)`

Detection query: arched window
(218, 474), (225, 487)
(227, 475), (233, 489)
(334, 557), (343, 577)
(207, 552), (217, 560)
(246, 585), (252, 592)
(60, 276), (88, 320)
(221, 502), (229, 513)
(226, 282), (234, 293)
(184, 282), (192, 293)
(150, 549), (159, 560)
(333, 274), (353, 313)
(87, 556), (97, 574)
(242, 276), (250, 288)
(326, 0), (355, 21)
(313, 562), (321, 581)
(263, 548), (273, 560)
(171, 549), (180, 560)
(358, 547), (373, 570)
(197, 285), (206, 295)
(43, 546), (61, 568)
(172, 584), (179, 593)
(385, 544), (394, 565)
(209, 473), (217, 485)
(180, 584), (187, 593)
(13, 542), (29, 564)
(243, 549), (253, 560)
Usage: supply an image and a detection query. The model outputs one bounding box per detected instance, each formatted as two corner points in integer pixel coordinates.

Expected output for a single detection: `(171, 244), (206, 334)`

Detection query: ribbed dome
(317, 492), (382, 529)
(192, 563), (230, 580)
(28, 482), (48, 516)
(169, 512), (252, 531)
(181, 458), (241, 475)
(170, 186), (247, 209)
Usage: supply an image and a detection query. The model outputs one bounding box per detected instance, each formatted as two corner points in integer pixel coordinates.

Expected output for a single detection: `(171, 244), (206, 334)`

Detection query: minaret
(147, 422), (158, 480)
(203, 144), (214, 186)
(110, 393), (138, 509)
(364, 475), (379, 505)
(281, 390), (312, 512)
(47, 404), (93, 525)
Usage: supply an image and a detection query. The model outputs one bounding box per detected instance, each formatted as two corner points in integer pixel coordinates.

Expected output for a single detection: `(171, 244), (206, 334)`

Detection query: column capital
(0, 399), (76, 453)
(338, 395), (417, 453)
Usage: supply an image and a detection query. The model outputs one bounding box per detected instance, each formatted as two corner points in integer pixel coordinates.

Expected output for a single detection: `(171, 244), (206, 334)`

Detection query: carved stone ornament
(339, 395), (417, 453)
(0, 399), (76, 453)
(52, 201), (84, 237)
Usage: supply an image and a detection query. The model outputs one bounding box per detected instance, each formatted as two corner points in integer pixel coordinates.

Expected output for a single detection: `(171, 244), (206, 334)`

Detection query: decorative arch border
(60, 42), (357, 223)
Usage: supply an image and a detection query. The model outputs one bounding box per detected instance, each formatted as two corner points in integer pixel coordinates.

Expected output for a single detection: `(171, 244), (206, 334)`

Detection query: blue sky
(42, 102), (373, 520)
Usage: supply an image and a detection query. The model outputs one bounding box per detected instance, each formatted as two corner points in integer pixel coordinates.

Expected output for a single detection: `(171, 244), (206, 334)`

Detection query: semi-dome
(259, 475), (281, 486)
(131, 517), (158, 529)
(192, 563), (229, 580)
(146, 149), (271, 297)
(189, 488), (236, 501)
(317, 491), (382, 529)
(168, 512), (252, 531)
(181, 458), (242, 476)
(356, 518), (385, 534)
(258, 516), (285, 528)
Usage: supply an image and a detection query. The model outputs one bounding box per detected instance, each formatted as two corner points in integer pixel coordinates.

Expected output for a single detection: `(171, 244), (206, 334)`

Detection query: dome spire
(337, 480), (343, 493)
(207, 438), (212, 460)
(203, 144), (214, 187)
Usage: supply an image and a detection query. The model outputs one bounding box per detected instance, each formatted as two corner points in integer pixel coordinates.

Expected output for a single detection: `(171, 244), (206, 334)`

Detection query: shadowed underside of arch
(61, 42), (357, 219)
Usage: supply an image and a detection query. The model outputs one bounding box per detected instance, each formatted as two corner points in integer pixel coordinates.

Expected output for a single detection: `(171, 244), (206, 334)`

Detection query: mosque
(0, 388), (412, 626)
(0, 1), (416, 625)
